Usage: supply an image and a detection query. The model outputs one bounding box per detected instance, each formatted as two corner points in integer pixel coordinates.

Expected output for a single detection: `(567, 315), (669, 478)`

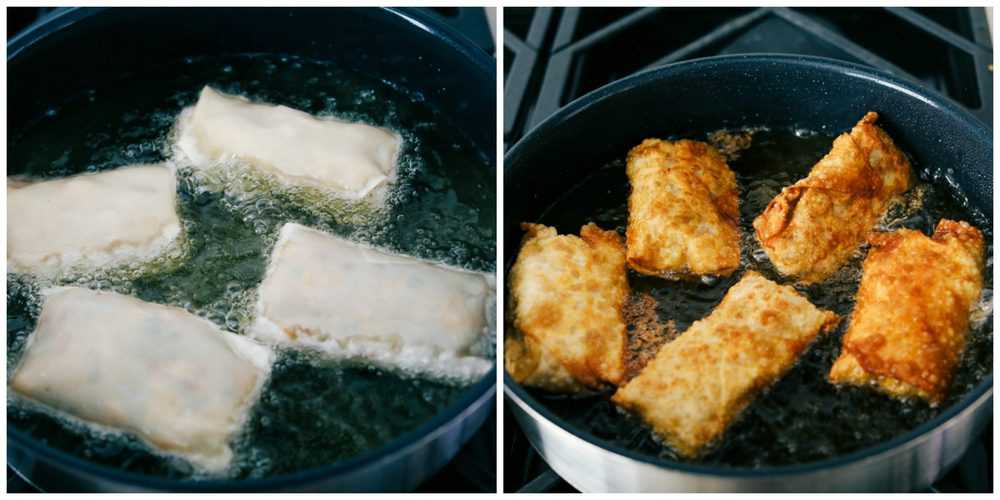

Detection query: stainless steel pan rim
(504, 372), (990, 478)
(503, 54), (992, 491)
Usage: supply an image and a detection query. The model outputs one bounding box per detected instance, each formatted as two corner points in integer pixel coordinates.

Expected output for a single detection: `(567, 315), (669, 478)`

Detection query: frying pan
(7, 7), (496, 492)
(503, 54), (992, 492)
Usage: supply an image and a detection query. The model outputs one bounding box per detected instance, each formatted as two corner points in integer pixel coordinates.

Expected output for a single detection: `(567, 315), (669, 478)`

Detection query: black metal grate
(504, 7), (992, 149)
(503, 6), (993, 493)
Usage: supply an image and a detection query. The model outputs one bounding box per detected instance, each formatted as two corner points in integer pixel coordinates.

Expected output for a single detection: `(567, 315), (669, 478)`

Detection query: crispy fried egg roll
(753, 112), (912, 283)
(506, 223), (628, 392)
(613, 271), (838, 457)
(10, 287), (272, 472)
(7, 165), (182, 277)
(828, 219), (984, 406)
(626, 139), (740, 277)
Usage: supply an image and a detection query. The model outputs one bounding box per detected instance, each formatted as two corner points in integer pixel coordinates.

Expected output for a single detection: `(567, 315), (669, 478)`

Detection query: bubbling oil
(525, 128), (992, 467)
(7, 54), (495, 479)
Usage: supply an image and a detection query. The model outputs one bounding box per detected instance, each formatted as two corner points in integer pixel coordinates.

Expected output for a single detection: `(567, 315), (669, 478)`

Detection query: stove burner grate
(504, 7), (992, 149)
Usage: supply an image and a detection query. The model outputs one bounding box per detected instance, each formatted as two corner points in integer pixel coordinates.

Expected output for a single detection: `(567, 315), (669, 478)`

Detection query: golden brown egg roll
(506, 222), (628, 392)
(613, 271), (838, 457)
(828, 219), (984, 406)
(626, 139), (740, 277)
(753, 112), (912, 283)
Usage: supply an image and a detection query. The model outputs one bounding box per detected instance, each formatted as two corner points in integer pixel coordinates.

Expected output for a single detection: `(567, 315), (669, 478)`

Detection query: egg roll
(250, 223), (493, 380)
(626, 139), (740, 277)
(7, 165), (182, 277)
(753, 112), (912, 283)
(176, 86), (401, 200)
(10, 287), (272, 472)
(613, 271), (838, 457)
(828, 219), (984, 405)
(506, 223), (628, 392)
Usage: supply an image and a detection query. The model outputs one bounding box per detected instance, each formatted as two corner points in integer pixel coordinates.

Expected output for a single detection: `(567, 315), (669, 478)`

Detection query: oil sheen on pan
(8, 54), (495, 479)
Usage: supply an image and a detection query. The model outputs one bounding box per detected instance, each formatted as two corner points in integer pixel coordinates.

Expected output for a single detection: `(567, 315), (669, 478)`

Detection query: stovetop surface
(503, 6), (992, 493)
(6, 6), (495, 493)
(505, 7), (991, 149)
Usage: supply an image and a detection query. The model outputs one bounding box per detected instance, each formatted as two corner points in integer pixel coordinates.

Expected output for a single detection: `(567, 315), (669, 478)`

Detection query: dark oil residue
(523, 128), (993, 467)
(7, 54), (494, 479)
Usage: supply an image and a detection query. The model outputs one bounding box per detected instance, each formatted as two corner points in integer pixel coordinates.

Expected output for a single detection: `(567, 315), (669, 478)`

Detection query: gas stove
(503, 6), (993, 493)
(505, 7), (991, 149)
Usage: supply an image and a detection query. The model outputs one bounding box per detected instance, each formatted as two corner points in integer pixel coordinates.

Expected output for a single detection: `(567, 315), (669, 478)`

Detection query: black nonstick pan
(504, 54), (992, 492)
(7, 7), (496, 492)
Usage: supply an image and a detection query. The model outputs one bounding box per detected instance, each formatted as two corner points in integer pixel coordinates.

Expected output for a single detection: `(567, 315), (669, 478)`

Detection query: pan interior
(520, 126), (992, 468)
(7, 53), (496, 479)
